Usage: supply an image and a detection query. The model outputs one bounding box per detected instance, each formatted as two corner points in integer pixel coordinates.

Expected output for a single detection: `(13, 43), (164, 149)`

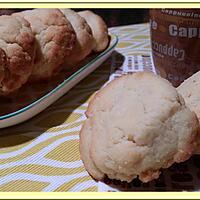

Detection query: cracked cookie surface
(0, 15), (35, 95)
(80, 72), (199, 183)
(78, 10), (109, 52)
(60, 9), (94, 66)
(14, 9), (76, 81)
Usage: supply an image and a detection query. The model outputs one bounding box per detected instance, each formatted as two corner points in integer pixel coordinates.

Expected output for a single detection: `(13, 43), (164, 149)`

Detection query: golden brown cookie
(78, 10), (109, 52)
(14, 9), (76, 81)
(0, 15), (35, 95)
(80, 72), (199, 183)
(60, 9), (94, 67)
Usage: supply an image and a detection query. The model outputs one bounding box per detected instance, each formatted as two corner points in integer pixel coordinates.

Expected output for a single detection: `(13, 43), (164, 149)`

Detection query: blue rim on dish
(0, 34), (118, 120)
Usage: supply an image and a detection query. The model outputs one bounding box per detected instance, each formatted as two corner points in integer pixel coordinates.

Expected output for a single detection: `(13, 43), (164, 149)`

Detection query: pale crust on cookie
(60, 9), (94, 67)
(14, 9), (76, 81)
(78, 10), (109, 52)
(178, 71), (200, 154)
(80, 72), (199, 183)
(0, 15), (35, 95)
(80, 119), (105, 180)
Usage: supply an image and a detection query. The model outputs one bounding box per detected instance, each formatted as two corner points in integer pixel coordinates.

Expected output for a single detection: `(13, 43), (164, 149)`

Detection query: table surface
(0, 23), (199, 192)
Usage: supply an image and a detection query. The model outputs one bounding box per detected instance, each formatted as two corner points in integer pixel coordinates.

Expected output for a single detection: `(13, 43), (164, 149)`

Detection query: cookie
(0, 15), (35, 95)
(80, 72), (199, 183)
(60, 9), (94, 66)
(78, 10), (109, 52)
(14, 9), (76, 81)
(178, 71), (200, 154)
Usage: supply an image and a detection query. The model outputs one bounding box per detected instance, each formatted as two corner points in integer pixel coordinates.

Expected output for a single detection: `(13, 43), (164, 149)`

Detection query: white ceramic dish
(0, 34), (118, 129)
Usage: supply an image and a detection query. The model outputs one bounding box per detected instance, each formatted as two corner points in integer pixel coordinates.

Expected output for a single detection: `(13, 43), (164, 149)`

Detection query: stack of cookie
(0, 9), (109, 95)
(80, 71), (200, 183)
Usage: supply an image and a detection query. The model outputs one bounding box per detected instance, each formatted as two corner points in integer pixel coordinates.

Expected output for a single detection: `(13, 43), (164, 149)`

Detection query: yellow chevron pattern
(0, 24), (151, 191)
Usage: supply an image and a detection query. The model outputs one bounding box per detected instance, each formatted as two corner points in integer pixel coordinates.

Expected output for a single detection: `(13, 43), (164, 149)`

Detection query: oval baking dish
(0, 34), (118, 129)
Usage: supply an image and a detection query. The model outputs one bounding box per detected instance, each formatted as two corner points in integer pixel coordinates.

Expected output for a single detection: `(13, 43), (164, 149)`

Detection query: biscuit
(60, 9), (94, 66)
(78, 10), (109, 52)
(14, 9), (76, 81)
(178, 71), (200, 154)
(80, 72), (199, 183)
(0, 15), (35, 95)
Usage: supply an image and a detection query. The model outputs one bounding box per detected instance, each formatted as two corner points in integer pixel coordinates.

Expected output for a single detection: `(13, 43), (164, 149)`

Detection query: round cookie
(60, 9), (94, 66)
(0, 15), (35, 95)
(178, 71), (200, 154)
(80, 72), (199, 183)
(78, 10), (109, 52)
(14, 9), (76, 81)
